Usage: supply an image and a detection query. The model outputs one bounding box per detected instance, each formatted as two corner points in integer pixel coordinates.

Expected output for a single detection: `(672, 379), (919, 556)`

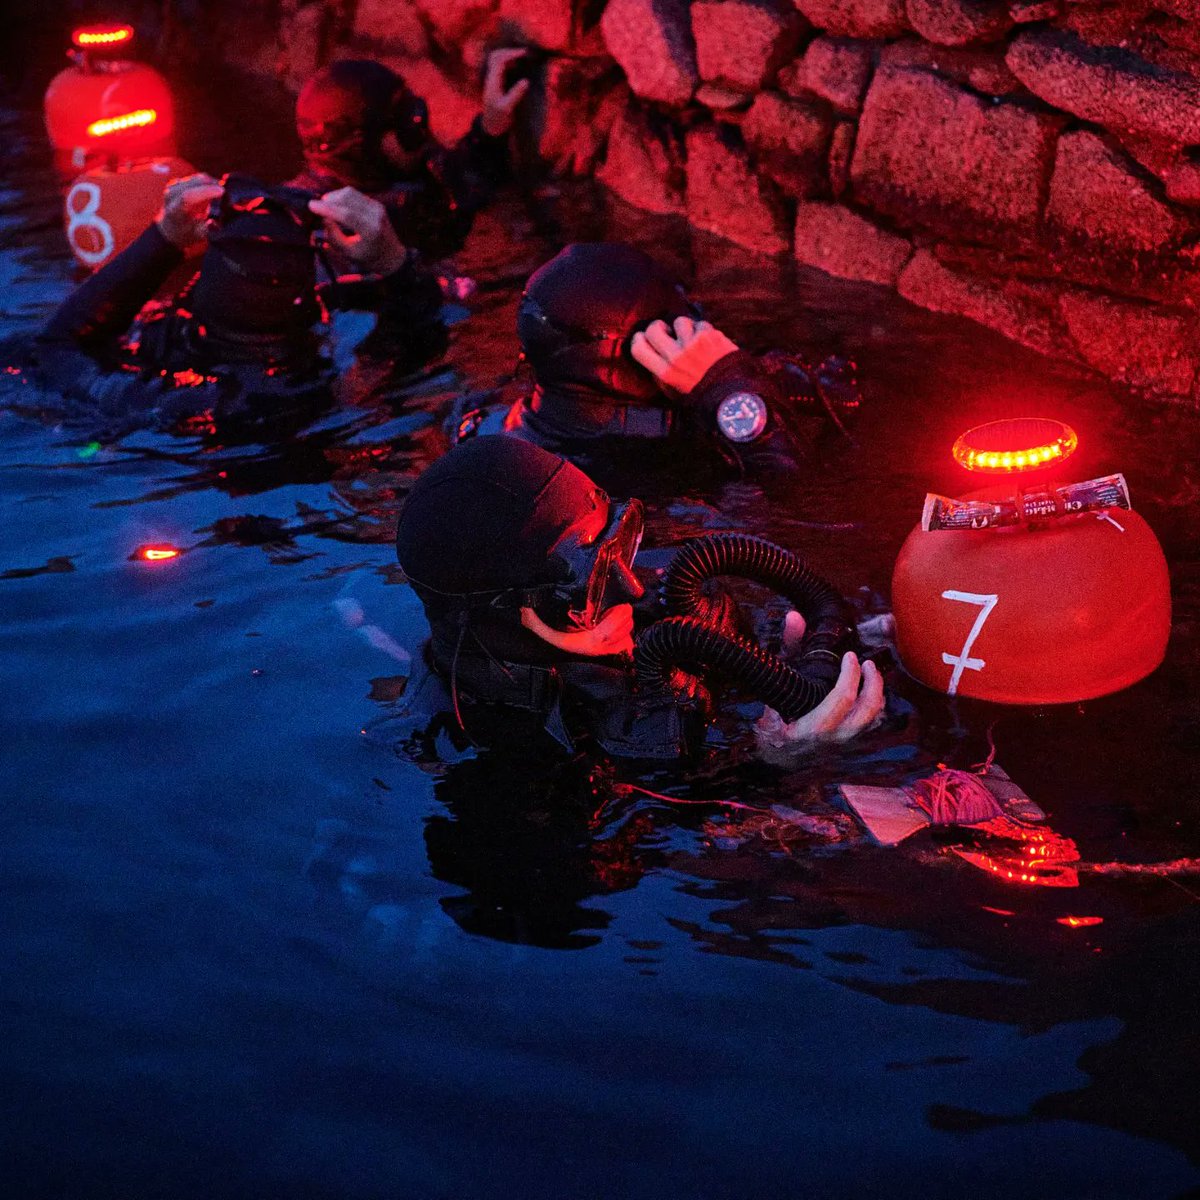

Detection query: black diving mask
(544, 496), (646, 629)
(299, 91), (430, 161)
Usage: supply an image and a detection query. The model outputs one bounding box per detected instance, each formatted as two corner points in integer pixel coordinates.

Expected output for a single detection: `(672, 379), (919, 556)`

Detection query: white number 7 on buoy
(940, 590), (999, 695)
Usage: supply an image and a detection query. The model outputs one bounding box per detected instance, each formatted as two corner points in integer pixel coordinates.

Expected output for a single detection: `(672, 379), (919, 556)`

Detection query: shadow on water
(3, 61), (1200, 1199)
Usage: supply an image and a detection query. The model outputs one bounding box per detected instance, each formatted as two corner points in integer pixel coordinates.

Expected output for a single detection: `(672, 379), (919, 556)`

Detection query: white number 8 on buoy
(65, 180), (115, 267)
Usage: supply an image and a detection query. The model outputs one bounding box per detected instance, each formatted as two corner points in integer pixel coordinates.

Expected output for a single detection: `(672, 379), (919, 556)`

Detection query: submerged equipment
(891, 418), (1171, 704)
(45, 24), (176, 177)
(635, 534), (855, 722)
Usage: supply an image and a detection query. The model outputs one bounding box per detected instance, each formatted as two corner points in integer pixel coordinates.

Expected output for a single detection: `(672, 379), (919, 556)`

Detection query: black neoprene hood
(517, 243), (695, 403)
(395, 436), (602, 596)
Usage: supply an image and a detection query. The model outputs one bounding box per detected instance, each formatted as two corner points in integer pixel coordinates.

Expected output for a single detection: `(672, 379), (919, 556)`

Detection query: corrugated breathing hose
(635, 534), (854, 721)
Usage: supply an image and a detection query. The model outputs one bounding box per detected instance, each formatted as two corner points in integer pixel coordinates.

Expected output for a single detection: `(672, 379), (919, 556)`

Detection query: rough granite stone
(784, 36), (875, 112)
(1009, 0), (1061, 22)
(1007, 28), (1200, 144)
(880, 36), (1020, 93)
(1047, 131), (1186, 255)
(1154, 0), (1200, 19)
(498, 0), (574, 50)
(601, 0), (698, 106)
(1060, 290), (1198, 395)
(1165, 157), (1200, 206)
(597, 105), (686, 215)
(1117, 133), (1182, 184)
(685, 126), (792, 255)
(413, 0), (499, 46)
(351, 0), (428, 56)
(394, 59), (481, 145)
(281, 1), (331, 90)
(851, 66), (1058, 238)
(898, 249), (1065, 355)
(533, 60), (622, 175)
(829, 119), (857, 198)
(743, 91), (831, 196)
(793, 0), (909, 38)
(794, 202), (913, 283)
(1060, 2), (1155, 46)
(906, 0), (1013, 47)
(693, 0), (803, 92)
(697, 84), (754, 110)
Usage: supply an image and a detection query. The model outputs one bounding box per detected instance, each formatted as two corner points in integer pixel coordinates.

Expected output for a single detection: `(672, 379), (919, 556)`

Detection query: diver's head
(395, 436), (644, 655)
(517, 243), (698, 405)
(296, 60), (430, 188)
(188, 177), (319, 343)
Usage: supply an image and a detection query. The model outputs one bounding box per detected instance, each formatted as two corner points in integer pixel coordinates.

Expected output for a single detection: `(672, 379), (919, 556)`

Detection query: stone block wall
(190, 0), (1200, 403)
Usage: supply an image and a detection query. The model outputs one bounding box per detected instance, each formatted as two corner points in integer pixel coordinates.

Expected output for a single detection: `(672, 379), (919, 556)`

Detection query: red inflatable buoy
(892, 420), (1171, 704)
(44, 25), (176, 177)
(64, 157), (194, 270)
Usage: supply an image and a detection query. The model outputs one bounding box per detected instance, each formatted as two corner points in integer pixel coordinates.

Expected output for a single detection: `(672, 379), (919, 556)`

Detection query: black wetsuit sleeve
(442, 116), (509, 199)
(321, 251), (443, 326)
(39, 224), (184, 351)
(692, 350), (785, 421)
(393, 117), (507, 258)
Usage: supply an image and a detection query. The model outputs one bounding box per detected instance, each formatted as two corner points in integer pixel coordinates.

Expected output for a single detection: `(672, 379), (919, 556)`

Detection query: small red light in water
(135, 544), (181, 562)
(86, 109), (157, 138)
(72, 24), (135, 48)
(952, 418), (1078, 475)
(980, 906), (1016, 917)
(1057, 916), (1104, 928)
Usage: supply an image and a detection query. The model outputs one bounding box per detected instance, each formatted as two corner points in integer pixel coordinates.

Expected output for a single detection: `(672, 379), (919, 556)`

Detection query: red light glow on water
(1057, 916), (1104, 928)
(134, 544), (181, 562)
(87, 109), (157, 138)
(72, 25), (135, 48)
(952, 418), (1078, 474)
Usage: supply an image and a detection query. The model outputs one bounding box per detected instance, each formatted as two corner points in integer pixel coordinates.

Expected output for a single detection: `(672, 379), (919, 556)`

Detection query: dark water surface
(3, 89), (1200, 1199)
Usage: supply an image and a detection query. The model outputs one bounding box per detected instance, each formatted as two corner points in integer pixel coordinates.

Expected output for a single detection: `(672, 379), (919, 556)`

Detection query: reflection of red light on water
(73, 25), (134, 48)
(1057, 916), (1103, 928)
(87, 108), (157, 138)
(135, 544), (181, 562)
(980, 906), (1016, 917)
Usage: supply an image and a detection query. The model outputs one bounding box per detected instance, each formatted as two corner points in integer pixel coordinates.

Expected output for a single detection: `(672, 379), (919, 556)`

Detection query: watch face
(716, 391), (768, 443)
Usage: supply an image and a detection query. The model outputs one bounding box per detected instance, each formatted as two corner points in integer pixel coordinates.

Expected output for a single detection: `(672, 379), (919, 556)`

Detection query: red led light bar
(134, 544), (182, 562)
(87, 108), (158, 138)
(72, 24), (135, 48)
(952, 417), (1078, 474)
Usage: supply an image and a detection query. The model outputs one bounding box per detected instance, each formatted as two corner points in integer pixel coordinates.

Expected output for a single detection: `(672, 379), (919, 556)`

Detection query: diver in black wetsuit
(289, 53), (530, 263)
(26, 173), (443, 432)
(395, 435), (884, 764)
(453, 243), (861, 479)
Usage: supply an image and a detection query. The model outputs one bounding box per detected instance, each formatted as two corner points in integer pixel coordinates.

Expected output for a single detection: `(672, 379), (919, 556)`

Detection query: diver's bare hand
(630, 317), (739, 395)
(754, 610), (885, 761)
(482, 49), (532, 137)
(519, 603), (635, 658)
(156, 173), (223, 250)
(309, 188), (408, 276)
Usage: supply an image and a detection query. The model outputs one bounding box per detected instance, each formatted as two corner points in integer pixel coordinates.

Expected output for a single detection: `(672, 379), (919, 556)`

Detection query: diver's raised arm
(40, 175), (221, 352)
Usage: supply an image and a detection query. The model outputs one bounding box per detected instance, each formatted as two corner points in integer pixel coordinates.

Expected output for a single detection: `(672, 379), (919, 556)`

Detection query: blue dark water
(3, 90), (1200, 1199)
